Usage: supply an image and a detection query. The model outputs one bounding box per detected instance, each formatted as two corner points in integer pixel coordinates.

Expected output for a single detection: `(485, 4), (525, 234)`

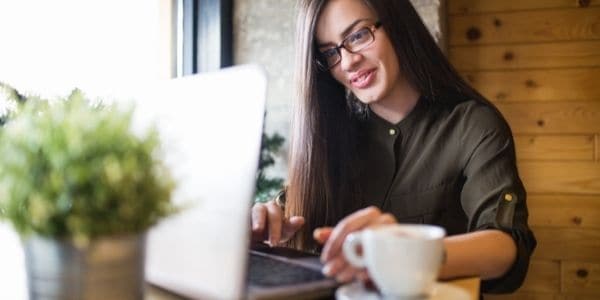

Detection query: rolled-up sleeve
(460, 105), (537, 293)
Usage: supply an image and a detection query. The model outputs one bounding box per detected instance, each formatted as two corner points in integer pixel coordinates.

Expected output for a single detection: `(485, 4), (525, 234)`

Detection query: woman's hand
(314, 206), (396, 283)
(251, 201), (305, 246)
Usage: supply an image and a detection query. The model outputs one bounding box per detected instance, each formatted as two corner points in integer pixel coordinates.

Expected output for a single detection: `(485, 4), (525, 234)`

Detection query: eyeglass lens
(322, 27), (374, 68)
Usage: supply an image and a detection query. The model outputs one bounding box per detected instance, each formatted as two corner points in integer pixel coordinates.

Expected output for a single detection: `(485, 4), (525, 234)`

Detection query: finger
(265, 201), (284, 246)
(321, 206), (382, 261)
(251, 203), (266, 232)
(335, 264), (361, 283)
(313, 227), (333, 245)
(356, 270), (370, 282)
(281, 216), (305, 242)
(321, 255), (348, 277)
(369, 213), (397, 227)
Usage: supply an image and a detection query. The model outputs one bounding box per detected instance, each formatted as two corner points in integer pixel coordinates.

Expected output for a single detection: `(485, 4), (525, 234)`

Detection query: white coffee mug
(342, 224), (446, 297)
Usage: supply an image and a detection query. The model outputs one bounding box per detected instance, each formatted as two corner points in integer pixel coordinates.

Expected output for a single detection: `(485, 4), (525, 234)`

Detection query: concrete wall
(233, 0), (445, 179)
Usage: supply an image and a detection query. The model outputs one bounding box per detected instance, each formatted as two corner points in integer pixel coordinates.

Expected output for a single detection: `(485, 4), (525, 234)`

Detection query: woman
(251, 0), (536, 293)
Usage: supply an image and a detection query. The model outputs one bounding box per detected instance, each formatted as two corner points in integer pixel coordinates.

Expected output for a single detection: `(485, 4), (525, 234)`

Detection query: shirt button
(388, 128), (396, 136)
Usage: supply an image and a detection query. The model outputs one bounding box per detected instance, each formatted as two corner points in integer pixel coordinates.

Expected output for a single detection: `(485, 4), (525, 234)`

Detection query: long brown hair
(287, 0), (487, 251)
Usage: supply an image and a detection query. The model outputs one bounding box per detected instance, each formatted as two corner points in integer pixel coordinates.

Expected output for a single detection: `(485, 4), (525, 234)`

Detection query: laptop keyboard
(248, 254), (327, 287)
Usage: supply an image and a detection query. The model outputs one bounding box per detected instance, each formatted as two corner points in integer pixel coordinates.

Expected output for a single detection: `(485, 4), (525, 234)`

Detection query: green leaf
(0, 86), (175, 243)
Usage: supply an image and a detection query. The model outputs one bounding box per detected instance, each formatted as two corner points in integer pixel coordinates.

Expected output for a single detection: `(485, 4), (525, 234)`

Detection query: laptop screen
(139, 65), (267, 299)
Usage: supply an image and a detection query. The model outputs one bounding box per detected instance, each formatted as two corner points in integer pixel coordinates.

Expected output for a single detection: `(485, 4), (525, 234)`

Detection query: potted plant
(0, 84), (175, 299)
(254, 132), (285, 203)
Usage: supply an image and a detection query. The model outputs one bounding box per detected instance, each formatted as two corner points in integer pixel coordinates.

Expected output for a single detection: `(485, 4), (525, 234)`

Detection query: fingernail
(313, 229), (321, 240)
(322, 264), (332, 276)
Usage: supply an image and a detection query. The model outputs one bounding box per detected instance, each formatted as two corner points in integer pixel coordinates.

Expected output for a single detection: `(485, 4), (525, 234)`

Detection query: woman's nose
(339, 48), (363, 71)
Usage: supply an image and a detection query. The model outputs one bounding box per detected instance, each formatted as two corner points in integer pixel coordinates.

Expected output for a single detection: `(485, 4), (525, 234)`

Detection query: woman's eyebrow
(316, 18), (370, 48)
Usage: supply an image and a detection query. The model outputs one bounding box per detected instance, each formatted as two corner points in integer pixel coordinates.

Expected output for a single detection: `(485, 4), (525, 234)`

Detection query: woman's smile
(349, 68), (377, 89)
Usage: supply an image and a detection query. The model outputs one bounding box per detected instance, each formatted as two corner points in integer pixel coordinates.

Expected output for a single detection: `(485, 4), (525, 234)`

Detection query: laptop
(122, 65), (337, 299)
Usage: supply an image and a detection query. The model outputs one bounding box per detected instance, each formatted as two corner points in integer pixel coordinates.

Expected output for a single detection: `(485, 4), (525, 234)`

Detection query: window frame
(178, 0), (233, 75)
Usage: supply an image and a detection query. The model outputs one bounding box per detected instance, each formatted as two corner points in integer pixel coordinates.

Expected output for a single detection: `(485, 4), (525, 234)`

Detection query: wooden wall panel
(449, 1), (600, 298)
(563, 294), (600, 300)
(531, 227), (600, 261)
(514, 135), (594, 161)
(463, 68), (600, 102)
(486, 292), (600, 300)
(562, 261), (600, 295)
(450, 0), (600, 15)
(450, 41), (600, 71)
(521, 260), (562, 293)
(449, 8), (600, 45)
(596, 134), (600, 161)
(496, 102), (600, 134)
(528, 195), (600, 228)
(519, 162), (600, 194)
(483, 260), (561, 299)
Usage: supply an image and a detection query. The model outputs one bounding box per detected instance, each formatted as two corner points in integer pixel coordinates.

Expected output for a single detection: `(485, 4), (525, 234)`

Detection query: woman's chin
(356, 94), (380, 105)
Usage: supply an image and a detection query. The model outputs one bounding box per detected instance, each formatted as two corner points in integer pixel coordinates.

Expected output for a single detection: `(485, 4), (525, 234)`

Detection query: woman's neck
(369, 83), (420, 124)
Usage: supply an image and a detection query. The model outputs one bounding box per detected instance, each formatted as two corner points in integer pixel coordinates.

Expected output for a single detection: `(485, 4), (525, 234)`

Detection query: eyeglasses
(316, 21), (382, 70)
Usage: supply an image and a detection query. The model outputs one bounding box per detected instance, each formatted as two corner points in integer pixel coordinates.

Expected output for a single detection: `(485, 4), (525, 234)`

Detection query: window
(0, 0), (165, 95)
(176, 0), (233, 75)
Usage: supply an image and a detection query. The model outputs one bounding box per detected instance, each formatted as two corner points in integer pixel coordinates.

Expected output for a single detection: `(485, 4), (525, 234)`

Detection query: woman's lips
(350, 69), (376, 89)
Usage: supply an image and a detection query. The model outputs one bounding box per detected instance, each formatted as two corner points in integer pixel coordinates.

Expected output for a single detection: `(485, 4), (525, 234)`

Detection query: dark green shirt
(358, 97), (536, 293)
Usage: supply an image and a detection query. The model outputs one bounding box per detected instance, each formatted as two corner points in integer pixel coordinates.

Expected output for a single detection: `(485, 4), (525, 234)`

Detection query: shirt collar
(366, 95), (429, 135)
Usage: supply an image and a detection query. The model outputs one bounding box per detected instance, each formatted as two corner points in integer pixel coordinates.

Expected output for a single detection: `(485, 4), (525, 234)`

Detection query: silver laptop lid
(136, 65), (267, 299)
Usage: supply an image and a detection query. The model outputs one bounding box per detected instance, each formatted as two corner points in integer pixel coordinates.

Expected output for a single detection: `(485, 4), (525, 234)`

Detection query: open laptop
(123, 65), (337, 299)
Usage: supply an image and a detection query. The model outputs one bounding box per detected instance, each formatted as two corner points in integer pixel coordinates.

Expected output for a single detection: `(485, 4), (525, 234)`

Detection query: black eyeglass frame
(315, 21), (383, 70)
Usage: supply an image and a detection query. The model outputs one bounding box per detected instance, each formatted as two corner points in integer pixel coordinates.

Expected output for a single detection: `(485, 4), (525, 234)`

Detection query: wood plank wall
(447, 0), (600, 299)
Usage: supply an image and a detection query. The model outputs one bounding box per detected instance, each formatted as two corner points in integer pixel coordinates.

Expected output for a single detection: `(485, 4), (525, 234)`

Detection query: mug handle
(342, 232), (366, 268)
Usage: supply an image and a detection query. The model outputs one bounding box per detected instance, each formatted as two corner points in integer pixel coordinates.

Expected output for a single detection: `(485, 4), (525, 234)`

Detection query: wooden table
(448, 276), (480, 300)
(2, 225), (480, 299)
(146, 276), (481, 300)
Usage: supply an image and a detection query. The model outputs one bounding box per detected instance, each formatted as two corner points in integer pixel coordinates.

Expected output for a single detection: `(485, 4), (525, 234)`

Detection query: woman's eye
(348, 30), (367, 43)
(321, 48), (338, 58)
